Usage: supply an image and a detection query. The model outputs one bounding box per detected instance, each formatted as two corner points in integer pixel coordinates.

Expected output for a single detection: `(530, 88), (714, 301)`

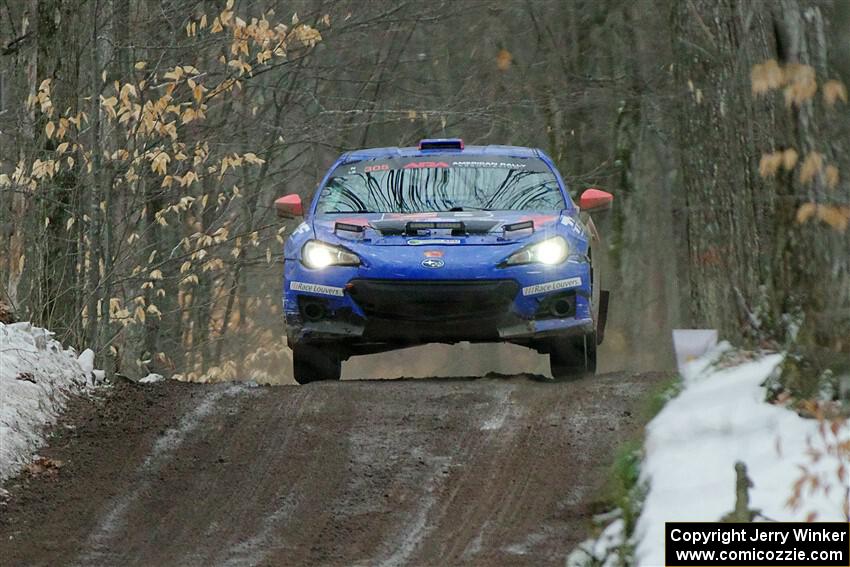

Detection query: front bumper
(283, 259), (594, 347)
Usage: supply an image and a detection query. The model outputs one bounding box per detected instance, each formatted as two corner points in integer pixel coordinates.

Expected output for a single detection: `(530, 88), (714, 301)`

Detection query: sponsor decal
(421, 258), (445, 269)
(521, 277), (582, 296)
(404, 161), (449, 169)
(385, 212), (439, 220)
(451, 160), (528, 169)
(293, 222), (310, 235)
(290, 281), (345, 297)
(423, 250), (444, 258)
(407, 239), (461, 245)
(337, 157), (550, 176)
(561, 216), (584, 235)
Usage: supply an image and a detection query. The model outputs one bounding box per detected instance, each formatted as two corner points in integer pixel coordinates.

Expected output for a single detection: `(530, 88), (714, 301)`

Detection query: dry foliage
(825, 165), (840, 190)
(782, 148), (799, 171)
(784, 63), (818, 107)
(751, 60), (845, 109)
(823, 80), (848, 107)
(0, 1), (325, 378)
(25, 457), (64, 479)
(799, 151), (824, 185)
(796, 203), (850, 232)
(758, 151), (783, 178)
(496, 48), (513, 71)
(787, 403), (850, 521)
(0, 301), (15, 324)
(751, 59), (785, 96)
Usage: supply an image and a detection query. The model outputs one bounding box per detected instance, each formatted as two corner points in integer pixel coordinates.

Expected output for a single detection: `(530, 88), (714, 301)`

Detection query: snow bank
(0, 322), (94, 480)
(635, 345), (848, 566)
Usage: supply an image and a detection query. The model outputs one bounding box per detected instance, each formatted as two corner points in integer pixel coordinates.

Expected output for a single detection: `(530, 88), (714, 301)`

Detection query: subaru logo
(421, 258), (445, 269)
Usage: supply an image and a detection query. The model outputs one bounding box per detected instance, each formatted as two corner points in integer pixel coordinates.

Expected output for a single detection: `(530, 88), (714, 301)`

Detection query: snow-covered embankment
(0, 322), (99, 480)
(635, 345), (848, 565)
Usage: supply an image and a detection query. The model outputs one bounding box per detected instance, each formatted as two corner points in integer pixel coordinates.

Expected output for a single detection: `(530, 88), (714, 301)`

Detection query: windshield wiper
(448, 205), (492, 212)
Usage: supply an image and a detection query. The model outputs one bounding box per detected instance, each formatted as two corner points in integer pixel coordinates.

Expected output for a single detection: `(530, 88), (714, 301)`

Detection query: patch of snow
(480, 386), (516, 431)
(0, 322), (98, 480)
(634, 344), (849, 566)
(139, 373), (165, 384)
(567, 518), (624, 567)
(77, 348), (95, 377)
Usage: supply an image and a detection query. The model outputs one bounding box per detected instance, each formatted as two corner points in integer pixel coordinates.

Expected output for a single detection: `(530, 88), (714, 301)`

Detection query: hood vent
(370, 218), (500, 235)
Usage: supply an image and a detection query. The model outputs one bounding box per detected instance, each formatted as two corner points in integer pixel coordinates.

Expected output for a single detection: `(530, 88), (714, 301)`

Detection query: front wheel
(549, 333), (597, 380)
(292, 343), (341, 384)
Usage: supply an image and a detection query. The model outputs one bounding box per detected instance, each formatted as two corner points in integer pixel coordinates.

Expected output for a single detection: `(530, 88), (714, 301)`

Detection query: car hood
(312, 211), (564, 247)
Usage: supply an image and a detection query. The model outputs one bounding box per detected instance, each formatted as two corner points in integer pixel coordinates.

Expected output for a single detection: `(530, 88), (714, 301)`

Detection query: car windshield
(315, 155), (565, 214)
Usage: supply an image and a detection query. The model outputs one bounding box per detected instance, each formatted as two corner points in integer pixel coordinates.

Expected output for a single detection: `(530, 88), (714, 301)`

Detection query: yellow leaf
(799, 152), (823, 184)
(243, 152), (265, 165)
(781, 148), (798, 170)
(66, 217), (75, 231)
(817, 205), (850, 232)
(759, 152), (783, 179)
(496, 49), (512, 71)
(45, 122), (55, 139)
(783, 63), (817, 107)
(56, 142), (69, 154)
(151, 152), (170, 176)
(134, 61), (147, 70)
(825, 165), (839, 189)
(192, 84), (206, 104)
(796, 203), (817, 224)
(164, 67), (183, 81)
(823, 80), (847, 107)
(751, 59), (784, 96)
(135, 305), (146, 323)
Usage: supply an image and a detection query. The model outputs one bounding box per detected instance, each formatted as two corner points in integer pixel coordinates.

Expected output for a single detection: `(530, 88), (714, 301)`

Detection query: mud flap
(596, 290), (610, 345)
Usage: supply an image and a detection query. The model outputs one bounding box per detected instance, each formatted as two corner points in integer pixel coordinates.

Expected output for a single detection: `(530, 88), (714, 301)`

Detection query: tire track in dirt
(0, 371), (666, 567)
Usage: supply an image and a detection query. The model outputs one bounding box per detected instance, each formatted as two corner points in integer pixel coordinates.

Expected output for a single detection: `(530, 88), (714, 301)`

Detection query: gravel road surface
(0, 371), (665, 566)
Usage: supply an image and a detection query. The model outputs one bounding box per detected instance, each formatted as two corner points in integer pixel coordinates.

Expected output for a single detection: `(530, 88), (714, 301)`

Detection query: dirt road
(0, 371), (665, 566)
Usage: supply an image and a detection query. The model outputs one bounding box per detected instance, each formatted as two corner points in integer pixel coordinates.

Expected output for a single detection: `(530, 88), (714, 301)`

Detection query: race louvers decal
(407, 239), (461, 245)
(290, 281), (344, 297)
(522, 277), (582, 296)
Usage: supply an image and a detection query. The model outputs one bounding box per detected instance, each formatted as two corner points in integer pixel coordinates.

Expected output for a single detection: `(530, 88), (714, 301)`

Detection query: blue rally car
(275, 139), (613, 384)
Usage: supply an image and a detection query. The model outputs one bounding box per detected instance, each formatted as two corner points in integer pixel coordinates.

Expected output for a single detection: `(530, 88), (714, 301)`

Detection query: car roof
(340, 144), (541, 163)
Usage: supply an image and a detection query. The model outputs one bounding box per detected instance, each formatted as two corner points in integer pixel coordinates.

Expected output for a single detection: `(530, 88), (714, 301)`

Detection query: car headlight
(302, 240), (361, 269)
(502, 236), (569, 266)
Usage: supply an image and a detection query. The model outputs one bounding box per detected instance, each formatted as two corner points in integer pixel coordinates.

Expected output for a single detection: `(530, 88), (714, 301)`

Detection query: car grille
(348, 279), (519, 322)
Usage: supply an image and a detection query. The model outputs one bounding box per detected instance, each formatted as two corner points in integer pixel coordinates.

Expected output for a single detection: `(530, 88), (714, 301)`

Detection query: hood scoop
(370, 218), (500, 236)
(334, 221), (366, 234)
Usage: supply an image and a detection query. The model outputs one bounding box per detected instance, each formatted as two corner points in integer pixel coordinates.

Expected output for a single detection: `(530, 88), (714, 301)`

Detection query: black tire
(292, 343), (341, 384)
(549, 333), (597, 380)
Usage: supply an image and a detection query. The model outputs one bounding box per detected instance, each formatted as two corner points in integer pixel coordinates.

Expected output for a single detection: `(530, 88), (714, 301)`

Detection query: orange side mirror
(578, 188), (613, 212)
(275, 194), (303, 217)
